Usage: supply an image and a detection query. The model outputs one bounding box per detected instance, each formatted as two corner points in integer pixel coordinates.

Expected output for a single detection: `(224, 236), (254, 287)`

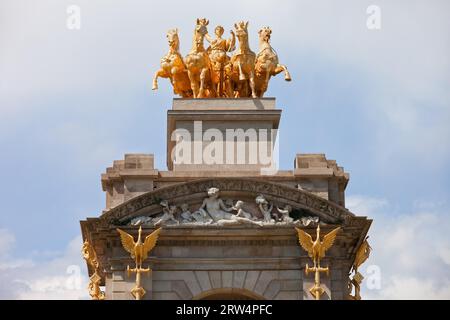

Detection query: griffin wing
(295, 227), (314, 258)
(353, 237), (371, 271)
(319, 227), (341, 258)
(116, 228), (136, 258)
(142, 228), (162, 260)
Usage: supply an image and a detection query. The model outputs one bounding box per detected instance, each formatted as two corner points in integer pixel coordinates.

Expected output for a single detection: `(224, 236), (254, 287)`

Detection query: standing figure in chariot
(205, 25), (236, 97)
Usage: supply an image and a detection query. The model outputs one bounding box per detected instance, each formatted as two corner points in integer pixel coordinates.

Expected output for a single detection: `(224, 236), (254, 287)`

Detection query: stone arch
(192, 288), (266, 300)
(151, 269), (298, 300)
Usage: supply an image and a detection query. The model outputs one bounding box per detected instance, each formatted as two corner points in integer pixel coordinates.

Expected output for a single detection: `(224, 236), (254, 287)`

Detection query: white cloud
(0, 228), (15, 256)
(346, 195), (388, 217)
(0, 230), (90, 300)
(347, 195), (450, 300)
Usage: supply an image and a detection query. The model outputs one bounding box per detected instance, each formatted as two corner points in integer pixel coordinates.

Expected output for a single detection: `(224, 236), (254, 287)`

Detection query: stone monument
(80, 19), (372, 300)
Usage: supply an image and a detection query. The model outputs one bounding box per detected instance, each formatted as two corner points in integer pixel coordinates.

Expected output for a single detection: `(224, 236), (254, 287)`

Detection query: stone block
(152, 292), (180, 300)
(254, 270), (279, 295)
(274, 291), (301, 300)
(195, 271), (212, 291)
(281, 280), (302, 291)
(111, 292), (133, 300)
(233, 271), (246, 288)
(152, 281), (172, 292)
(172, 280), (193, 300)
(332, 291), (344, 300)
(222, 271), (233, 288)
(330, 268), (343, 281)
(263, 280), (281, 299)
(244, 271), (260, 291)
(111, 281), (131, 292)
(209, 271), (222, 289)
(279, 270), (302, 280)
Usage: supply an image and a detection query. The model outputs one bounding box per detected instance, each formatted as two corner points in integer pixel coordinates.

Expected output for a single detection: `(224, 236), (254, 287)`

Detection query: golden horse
(254, 27), (291, 97)
(184, 18), (215, 98)
(228, 21), (257, 98)
(152, 29), (192, 98)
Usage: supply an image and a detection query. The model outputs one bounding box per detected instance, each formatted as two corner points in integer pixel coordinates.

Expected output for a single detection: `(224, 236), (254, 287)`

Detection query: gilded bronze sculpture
(81, 240), (105, 300)
(153, 19), (291, 98)
(296, 225), (340, 300)
(255, 26), (291, 97)
(205, 25), (235, 97)
(152, 29), (192, 97)
(348, 236), (371, 300)
(184, 18), (215, 98)
(116, 226), (161, 300)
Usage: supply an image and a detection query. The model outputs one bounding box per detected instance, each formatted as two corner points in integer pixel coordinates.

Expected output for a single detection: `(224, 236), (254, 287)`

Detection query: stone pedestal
(82, 98), (371, 300)
(167, 98), (281, 172)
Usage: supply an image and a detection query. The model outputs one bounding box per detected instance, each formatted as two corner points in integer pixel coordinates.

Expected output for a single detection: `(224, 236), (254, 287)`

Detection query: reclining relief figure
(198, 187), (262, 227)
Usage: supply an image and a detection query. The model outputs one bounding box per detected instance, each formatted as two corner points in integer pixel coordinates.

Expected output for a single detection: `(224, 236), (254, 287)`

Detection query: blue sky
(0, 0), (449, 299)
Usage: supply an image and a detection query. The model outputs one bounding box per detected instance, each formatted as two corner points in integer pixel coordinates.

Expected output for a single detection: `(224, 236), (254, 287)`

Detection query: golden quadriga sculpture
(153, 19), (291, 98)
(296, 225), (340, 300)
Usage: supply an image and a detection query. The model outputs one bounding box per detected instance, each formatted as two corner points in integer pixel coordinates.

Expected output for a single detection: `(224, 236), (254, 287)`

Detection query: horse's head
(195, 18), (209, 37)
(258, 26), (272, 43)
(166, 29), (180, 51)
(234, 21), (249, 40)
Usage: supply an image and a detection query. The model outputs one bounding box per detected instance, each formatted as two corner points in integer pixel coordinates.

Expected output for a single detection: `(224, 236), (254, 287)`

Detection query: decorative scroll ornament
(116, 226), (161, 300)
(153, 19), (291, 98)
(348, 236), (371, 300)
(296, 225), (340, 300)
(81, 240), (105, 300)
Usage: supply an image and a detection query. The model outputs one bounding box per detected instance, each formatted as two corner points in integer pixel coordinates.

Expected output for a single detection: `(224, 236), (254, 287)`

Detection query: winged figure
(116, 226), (161, 269)
(295, 225), (340, 268)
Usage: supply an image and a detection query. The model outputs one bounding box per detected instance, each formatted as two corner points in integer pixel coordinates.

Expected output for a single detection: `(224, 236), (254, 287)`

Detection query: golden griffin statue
(81, 240), (105, 300)
(116, 226), (161, 300)
(348, 236), (371, 300)
(296, 225), (340, 300)
(153, 19), (291, 98)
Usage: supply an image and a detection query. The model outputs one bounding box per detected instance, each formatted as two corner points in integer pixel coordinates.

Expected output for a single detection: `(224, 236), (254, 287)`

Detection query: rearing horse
(254, 27), (291, 97)
(184, 18), (215, 98)
(152, 29), (192, 98)
(228, 21), (257, 98)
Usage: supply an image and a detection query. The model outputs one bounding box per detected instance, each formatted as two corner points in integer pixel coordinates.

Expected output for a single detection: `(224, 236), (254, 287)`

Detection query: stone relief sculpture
(277, 205), (294, 223)
(300, 216), (319, 226)
(153, 19), (291, 98)
(180, 203), (194, 223)
(256, 195), (275, 223)
(126, 189), (322, 228)
(130, 216), (153, 226)
(154, 200), (180, 226)
(198, 187), (262, 226)
(232, 200), (255, 220)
